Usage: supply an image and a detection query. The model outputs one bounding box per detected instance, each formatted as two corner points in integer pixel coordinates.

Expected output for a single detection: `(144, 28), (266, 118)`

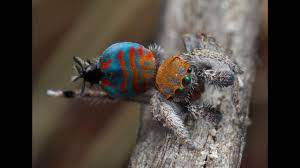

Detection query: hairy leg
(150, 92), (195, 150)
(182, 33), (243, 74)
(198, 69), (235, 88)
(185, 102), (222, 125)
(148, 43), (165, 65)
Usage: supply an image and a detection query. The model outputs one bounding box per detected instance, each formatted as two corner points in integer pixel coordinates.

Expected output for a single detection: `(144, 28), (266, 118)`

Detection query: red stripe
(137, 45), (143, 57)
(144, 50), (153, 60)
(117, 51), (126, 93)
(129, 47), (139, 94)
(101, 79), (112, 87)
(100, 58), (112, 70)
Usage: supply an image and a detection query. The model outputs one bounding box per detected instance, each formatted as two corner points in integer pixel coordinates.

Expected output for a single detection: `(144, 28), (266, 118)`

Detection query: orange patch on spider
(155, 54), (190, 99)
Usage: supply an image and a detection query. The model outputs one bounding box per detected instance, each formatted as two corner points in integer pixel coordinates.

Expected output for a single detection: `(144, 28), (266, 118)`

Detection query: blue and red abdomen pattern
(98, 42), (156, 98)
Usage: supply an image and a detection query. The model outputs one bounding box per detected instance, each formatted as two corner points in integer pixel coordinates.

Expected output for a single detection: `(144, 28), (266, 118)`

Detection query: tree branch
(129, 0), (262, 167)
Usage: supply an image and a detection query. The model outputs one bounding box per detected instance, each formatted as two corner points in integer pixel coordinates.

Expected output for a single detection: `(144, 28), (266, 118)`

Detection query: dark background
(32, 0), (267, 167)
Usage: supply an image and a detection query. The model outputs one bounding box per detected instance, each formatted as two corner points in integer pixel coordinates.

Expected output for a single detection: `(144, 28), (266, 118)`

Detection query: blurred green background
(32, 0), (267, 167)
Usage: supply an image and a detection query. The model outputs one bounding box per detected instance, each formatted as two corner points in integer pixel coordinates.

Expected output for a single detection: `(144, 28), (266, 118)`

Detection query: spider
(47, 33), (243, 150)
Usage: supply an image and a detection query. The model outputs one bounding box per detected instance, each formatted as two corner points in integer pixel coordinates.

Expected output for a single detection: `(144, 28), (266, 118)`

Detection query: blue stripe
(122, 47), (132, 96)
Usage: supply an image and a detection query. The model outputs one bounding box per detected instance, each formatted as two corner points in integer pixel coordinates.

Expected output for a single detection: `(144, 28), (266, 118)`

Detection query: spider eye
(175, 87), (185, 95)
(182, 75), (191, 86)
(187, 67), (192, 73)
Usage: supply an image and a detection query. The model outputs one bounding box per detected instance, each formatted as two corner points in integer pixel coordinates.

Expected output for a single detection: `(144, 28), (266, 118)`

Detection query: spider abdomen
(98, 42), (156, 98)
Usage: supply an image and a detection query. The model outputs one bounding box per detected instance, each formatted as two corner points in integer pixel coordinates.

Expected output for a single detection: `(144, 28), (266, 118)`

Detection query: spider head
(171, 66), (204, 103)
(155, 55), (204, 103)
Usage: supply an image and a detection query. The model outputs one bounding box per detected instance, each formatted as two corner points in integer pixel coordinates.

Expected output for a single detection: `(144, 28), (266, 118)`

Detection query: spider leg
(150, 91), (195, 150)
(182, 33), (243, 74)
(195, 68), (241, 113)
(46, 88), (151, 104)
(197, 68), (241, 113)
(47, 88), (105, 98)
(182, 34), (202, 53)
(186, 102), (222, 125)
(198, 69), (235, 88)
(46, 88), (117, 103)
(148, 43), (165, 66)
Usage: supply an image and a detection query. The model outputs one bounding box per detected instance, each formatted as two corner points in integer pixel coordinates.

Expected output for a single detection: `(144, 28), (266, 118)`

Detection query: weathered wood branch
(129, 0), (262, 167)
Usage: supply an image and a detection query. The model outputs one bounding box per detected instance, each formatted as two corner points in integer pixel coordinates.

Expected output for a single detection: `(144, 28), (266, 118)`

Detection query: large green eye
(175, 87), (185, 95)
(182, 75), (191, 86)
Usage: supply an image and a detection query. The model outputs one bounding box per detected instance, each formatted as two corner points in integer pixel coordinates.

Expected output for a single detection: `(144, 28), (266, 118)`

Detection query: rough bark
(129, 0), (262, 168)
